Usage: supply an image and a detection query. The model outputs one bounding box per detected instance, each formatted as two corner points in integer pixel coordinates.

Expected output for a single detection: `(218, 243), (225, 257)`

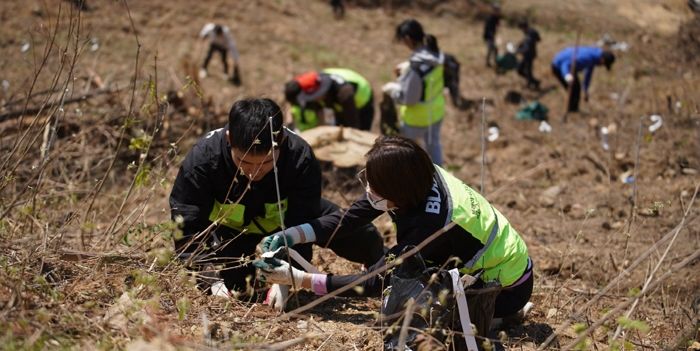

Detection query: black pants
(469, 259), (534, 318)
(217, 198), (384, 293)
(551, 64), (581, 112)
(203, 43), (228, 74)
(336, 96), (374, 131)
(330, 0), (344, 17)
(518, 55), (539, 88)
(485, 38), (498, 67)
(358, 95), (374, 131)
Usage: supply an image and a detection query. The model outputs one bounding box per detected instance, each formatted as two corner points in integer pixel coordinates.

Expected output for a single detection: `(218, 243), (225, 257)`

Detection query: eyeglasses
(357, 168), (383, 203)
(357, 168), (368, 190)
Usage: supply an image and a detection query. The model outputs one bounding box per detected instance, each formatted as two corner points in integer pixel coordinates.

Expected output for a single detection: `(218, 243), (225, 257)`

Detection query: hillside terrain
(0, 0), (699, 349)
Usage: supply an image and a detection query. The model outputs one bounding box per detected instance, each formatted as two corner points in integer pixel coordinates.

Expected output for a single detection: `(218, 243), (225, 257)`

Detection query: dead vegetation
(0, 0), (699, 350)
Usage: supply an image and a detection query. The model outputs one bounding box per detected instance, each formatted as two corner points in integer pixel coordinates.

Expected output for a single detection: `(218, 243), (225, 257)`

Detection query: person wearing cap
(551, 46), (615, 113)
(516, 20), (541, 90)
(284, 68), (374, 131)
(382, 19), (446, 166)
(199, 23), (242, 86)
(169, 98), (384, 309)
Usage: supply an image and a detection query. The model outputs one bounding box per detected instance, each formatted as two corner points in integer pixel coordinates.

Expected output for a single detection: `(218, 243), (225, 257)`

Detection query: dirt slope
(0, 0), (698, 349)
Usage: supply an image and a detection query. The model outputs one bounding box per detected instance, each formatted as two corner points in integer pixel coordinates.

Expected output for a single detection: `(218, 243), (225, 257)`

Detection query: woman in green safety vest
(284, 69), (374, 131)
(382, 19), (446, 165)
(256, 136), (533, 323)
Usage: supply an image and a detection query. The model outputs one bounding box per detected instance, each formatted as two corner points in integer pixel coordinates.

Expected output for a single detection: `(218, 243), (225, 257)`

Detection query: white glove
(382, 82), (401, 95)
(256, 258), (307, 286)
(564, 73), (574, 83)
(210, 280), (230, 298)
(264, 284), (289, 312)
(395, 61), (410, 77)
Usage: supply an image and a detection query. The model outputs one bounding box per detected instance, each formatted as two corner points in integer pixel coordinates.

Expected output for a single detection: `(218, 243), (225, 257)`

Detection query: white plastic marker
(487, 126), (500, 142)
(600, 126), (610, 150)
(648, 115), (663, 133)
(449, 269), (479, 351)
(539, 120), (552, 133)
(261, 247), (320, 274)
(89, 38), (100, 52)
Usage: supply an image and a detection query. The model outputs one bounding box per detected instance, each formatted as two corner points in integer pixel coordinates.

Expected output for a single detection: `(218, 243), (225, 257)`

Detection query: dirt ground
(0, 0), (699, 350)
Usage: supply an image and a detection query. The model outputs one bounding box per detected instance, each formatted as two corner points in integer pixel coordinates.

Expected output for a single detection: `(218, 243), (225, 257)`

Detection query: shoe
(491, 302), (534, 330)
(198, 68), (207, 79)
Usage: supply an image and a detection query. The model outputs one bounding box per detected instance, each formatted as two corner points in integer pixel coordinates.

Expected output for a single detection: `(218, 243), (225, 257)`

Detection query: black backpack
(380, 248), (501, 350)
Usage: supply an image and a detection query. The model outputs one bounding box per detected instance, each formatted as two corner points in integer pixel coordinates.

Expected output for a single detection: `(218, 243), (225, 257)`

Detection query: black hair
(395, 19), (440, 53)
(227, 98), (283, 154)
(214, 24), (223, 35)
(425, 34), (440, 54)
(284, 80), (301, 104)
(365, 136), (435, 209)
(601, 50), (616, 70)
(395, 19), (424, 43)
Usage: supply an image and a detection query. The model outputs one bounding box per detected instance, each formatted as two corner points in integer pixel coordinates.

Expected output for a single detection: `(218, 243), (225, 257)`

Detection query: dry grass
(1, 0), (699, 350)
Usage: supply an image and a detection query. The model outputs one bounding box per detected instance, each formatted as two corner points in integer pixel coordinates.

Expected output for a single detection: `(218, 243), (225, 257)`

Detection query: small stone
(588, 118), (599, 129)
(681, 168), (698, 175)
(638, 208), (658, 217)
(611, 221), (624, 229)
(546, 308), (558, 319)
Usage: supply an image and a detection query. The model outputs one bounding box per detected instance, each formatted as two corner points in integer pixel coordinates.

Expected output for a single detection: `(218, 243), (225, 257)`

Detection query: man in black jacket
(516, 20), (541, 89)
(169, 98), (383, 304)
(483, 4), (501, 67)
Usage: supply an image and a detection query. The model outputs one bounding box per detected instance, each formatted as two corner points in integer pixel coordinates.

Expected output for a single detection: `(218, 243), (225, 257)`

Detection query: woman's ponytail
(425, 34), (440, 53)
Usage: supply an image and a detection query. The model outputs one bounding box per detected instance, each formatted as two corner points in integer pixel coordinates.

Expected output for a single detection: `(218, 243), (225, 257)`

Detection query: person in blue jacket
(551, 46), (615, 112)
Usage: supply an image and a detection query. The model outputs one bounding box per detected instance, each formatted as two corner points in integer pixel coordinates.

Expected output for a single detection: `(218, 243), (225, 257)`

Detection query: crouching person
(169, 98), (384, 308)
(256, 136), (533, 347)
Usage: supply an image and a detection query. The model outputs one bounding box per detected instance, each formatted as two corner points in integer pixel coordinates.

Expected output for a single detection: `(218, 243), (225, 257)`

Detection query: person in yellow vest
(256, 135), (532, 321)
(169, 98), (384, 307)
(382, 19), (446, 165)
(284, 68), (374, 131)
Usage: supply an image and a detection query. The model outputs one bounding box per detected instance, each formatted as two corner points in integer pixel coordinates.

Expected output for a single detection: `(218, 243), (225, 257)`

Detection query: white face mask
(366, 185), (395, 211)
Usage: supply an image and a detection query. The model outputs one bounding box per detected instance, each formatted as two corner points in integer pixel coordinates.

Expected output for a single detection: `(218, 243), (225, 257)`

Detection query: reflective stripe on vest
(208, 199), (288, 235)
(290, 105), (320, 131)
(435, 166), (529, 286)
(399, 65), (446, 127)
(322, 68), (372, 108)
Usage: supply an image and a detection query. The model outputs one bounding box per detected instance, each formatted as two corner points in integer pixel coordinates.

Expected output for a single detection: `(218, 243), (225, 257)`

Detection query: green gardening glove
(259, 223), (316, 253)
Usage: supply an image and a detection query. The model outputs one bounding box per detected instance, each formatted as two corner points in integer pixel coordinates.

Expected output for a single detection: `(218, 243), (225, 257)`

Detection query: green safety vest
(322, 68), (372, 109)
(208, 198), (288, 235)
(290, 105), (320, 132)
(436, 166), (529, 286)
(399, 65), (446, 127)
(291, 68), (372, 131)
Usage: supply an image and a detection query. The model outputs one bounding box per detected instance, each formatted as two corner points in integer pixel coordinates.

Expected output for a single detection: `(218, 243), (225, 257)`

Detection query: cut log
(298, 126), (379, 168)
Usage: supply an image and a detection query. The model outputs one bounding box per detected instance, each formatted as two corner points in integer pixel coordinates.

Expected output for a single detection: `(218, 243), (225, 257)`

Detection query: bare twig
(611, 184), (699, 341)
(396, 297), (417, 350)
(480, 97), (486, 194)
(278, 221), (457, 319)
(81, 0), (142, 247)
(538, 186), (700, 349)
(561, 249), (700, 350)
